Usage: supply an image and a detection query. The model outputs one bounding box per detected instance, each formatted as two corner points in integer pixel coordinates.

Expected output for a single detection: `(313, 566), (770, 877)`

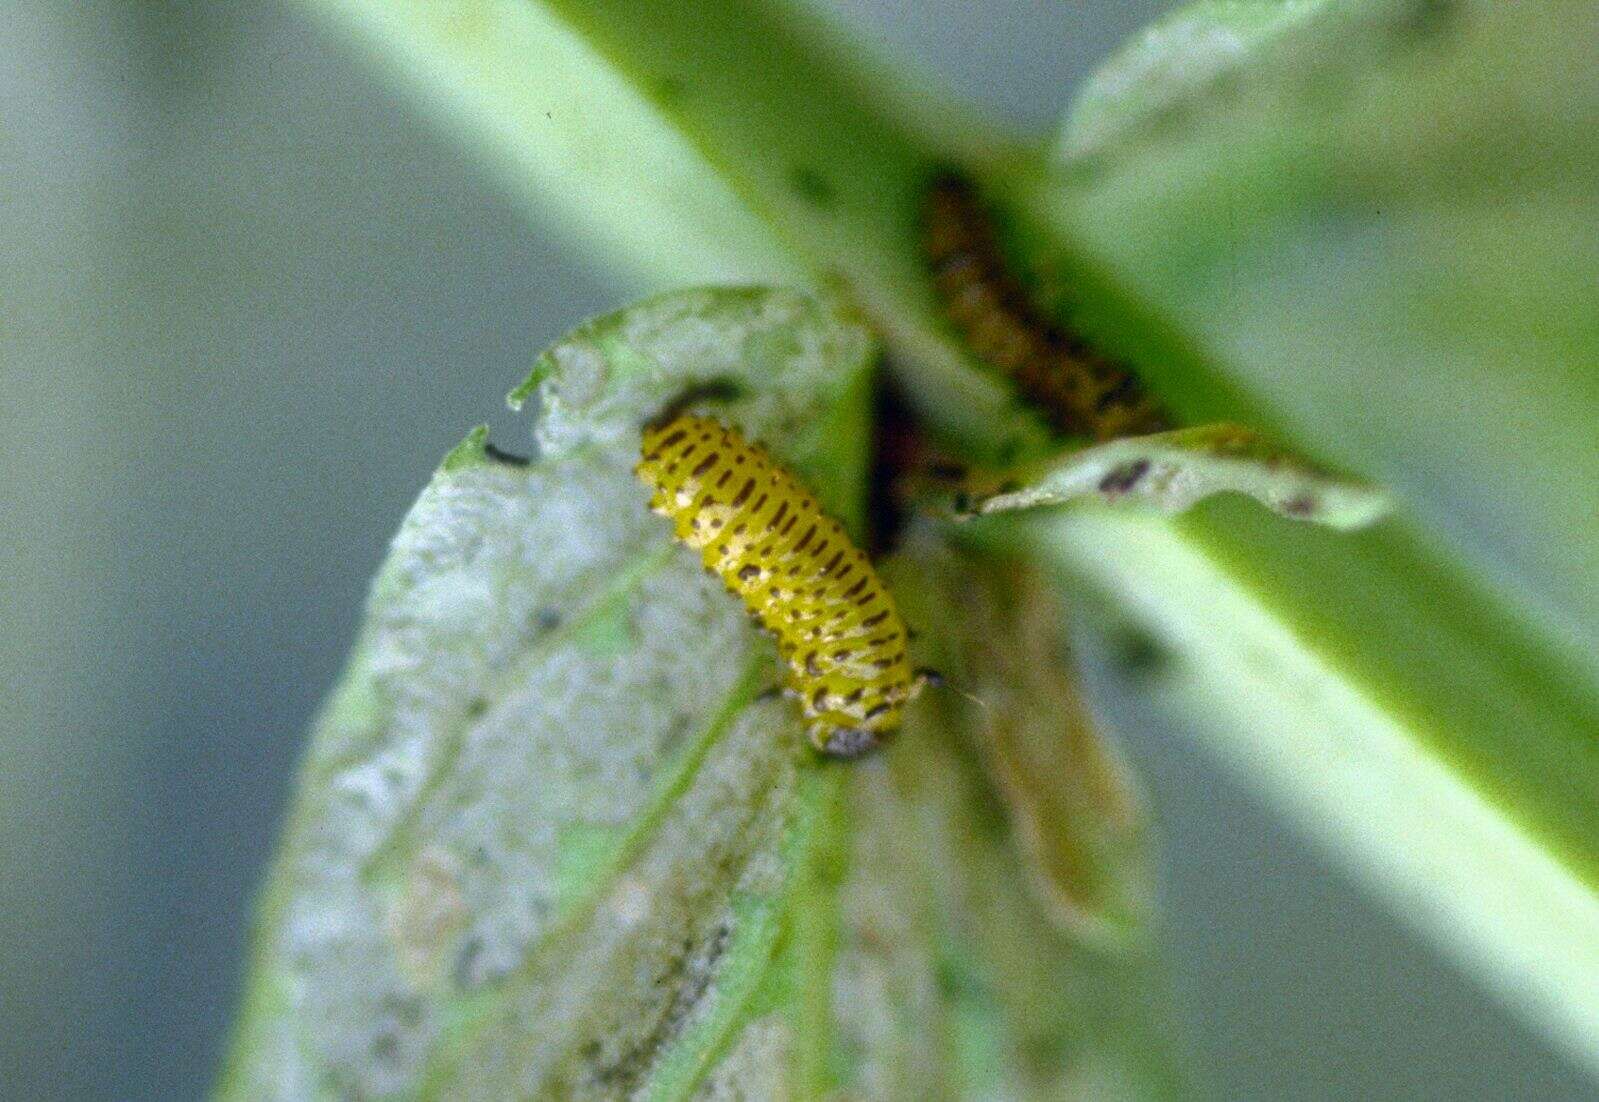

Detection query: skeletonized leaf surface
(969, 422), (1389, 530)
(221, 288), (1173, 1099)
(221, 288), (872, 1098)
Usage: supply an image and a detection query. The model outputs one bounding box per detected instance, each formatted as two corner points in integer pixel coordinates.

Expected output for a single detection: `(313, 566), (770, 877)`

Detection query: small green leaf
(1058, 0), (1336, 162)
(969, 422), (1390, 530)
(1031, 0), (1599, 655)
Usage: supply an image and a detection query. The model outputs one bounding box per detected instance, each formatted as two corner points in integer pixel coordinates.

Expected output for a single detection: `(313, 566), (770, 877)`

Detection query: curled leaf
(885, 536), (1153, 950)
(968, 422), (1390, 530)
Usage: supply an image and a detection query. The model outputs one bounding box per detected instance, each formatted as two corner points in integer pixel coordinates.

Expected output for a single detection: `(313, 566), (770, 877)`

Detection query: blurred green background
(2, 2), (1592, 1097)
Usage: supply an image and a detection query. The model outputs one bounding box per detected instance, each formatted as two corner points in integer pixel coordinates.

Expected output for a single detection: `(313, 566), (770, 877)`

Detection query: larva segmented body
(635, 414), (921, 757)
(925, 172), (1167, 441)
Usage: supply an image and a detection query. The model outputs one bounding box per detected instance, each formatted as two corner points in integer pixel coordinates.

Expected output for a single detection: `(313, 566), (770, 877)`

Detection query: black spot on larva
(862, 610), (890, 628)
(690, 452), (719, 478)
(1098, 458), (1151, 495)
(737, 564), (760, 582)
(1282, 494), (1319, 517)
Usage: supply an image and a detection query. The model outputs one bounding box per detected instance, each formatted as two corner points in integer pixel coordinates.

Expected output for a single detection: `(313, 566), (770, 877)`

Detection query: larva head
(812, 723), (881, 759)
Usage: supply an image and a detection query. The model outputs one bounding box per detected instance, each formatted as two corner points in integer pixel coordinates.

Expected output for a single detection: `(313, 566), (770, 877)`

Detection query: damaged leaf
(219, 288), (873, 1098)
(221, 288), (1175, 1099)
(967, 422), (1390, 530)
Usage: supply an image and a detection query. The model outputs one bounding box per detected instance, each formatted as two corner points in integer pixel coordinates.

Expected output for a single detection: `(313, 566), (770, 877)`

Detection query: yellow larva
(924, 171), (1167, 441)
(635, 414), (922, 757)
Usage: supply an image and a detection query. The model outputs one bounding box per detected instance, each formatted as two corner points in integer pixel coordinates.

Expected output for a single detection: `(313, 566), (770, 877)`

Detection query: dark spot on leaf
(534, 606), (562, 633)
(1282, 494), (1319, 517)
(452, 936), (484, 990)
(1098, 458), (1150, 495)
(1111, 626), (1171, 679)
(1390, 0), (1459, 44)
(465, 697), (488, 719)
(1144, 99), (1195, 141)
(934, 953), (989, 1002)
(788, 165), (835, 208)
(381, 993), (424, 1028)
(1208, 67), (1244, 104)
(652, 74), (687, 103)
(587, 919), (733, 1090)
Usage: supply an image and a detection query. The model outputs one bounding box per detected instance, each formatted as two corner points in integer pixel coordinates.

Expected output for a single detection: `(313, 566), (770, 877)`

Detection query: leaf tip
(440, 425), (492, 472)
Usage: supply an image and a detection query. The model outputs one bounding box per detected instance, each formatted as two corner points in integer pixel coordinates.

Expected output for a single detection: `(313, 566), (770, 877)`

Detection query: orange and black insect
(924, 171), (1166, 441)
(635, 414), (925, 757)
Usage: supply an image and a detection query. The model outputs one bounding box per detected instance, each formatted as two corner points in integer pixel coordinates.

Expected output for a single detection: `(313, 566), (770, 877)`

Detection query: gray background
(1, 2), (1590, 1098)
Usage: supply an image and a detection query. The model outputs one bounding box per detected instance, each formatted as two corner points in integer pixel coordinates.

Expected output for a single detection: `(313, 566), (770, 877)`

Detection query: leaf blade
(969, 421), (1390, 530)
(221, 288), (875, 1099)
